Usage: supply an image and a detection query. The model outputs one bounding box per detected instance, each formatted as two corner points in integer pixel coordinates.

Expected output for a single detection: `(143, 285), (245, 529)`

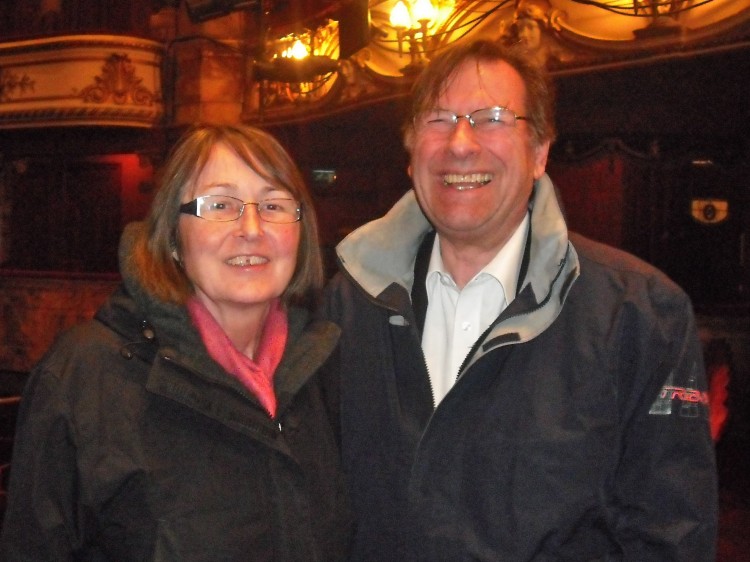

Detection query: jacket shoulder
(569, 232), (687, 301)
(38, 319), (121, 367)
(28, 310), (144, 405)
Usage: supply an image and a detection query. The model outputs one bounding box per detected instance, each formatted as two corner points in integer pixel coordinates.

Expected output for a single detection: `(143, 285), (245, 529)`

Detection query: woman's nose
(236, 203), (264, 237)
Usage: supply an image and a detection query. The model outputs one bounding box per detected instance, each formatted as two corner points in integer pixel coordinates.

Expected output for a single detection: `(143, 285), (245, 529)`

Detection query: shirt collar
(426, 212), (530, 300)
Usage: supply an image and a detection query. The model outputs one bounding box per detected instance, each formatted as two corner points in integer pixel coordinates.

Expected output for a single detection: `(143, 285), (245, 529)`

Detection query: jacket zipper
(160, 353), (283, 437)
(455, 248), (571, 379)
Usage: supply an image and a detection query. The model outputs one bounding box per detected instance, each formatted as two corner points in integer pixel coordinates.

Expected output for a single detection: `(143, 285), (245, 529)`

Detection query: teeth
(442, 173), (492, 189)
(226, 256), (268, 266)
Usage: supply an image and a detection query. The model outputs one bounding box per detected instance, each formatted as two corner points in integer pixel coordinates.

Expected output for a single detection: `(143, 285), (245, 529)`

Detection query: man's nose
(447, 118), (481, 156)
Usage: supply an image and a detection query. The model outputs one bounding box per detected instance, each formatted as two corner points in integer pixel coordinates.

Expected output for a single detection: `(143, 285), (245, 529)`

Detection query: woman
(0, 125), (351, 561)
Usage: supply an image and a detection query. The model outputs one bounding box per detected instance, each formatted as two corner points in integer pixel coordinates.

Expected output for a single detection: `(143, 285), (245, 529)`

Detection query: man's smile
(442, 172), (493, 190)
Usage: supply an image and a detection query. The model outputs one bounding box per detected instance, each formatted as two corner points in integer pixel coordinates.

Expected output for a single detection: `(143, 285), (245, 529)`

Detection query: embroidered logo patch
(649, 366), (709, 418)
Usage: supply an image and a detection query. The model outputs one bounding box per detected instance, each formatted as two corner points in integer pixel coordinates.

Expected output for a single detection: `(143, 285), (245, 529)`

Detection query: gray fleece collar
(336, 174), (576, 305)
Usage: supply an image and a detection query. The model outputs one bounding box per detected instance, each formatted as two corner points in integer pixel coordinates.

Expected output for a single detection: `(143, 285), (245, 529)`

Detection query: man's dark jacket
(324, 176), (718, 561)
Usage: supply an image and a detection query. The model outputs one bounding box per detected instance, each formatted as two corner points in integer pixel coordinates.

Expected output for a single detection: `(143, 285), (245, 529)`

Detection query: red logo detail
(660, 385), (709, 405)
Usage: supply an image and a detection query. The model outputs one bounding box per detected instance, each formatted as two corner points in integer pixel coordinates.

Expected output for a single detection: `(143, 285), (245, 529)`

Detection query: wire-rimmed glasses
(179, 195), (301, 224)
(415, 106), (528, 136)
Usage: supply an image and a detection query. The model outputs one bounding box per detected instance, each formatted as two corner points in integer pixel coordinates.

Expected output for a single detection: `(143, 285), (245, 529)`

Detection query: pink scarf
(187, 297), (288, 417)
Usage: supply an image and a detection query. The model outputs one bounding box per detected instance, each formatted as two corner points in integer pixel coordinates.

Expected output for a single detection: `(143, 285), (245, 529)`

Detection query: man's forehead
(437, 59), (525, 106)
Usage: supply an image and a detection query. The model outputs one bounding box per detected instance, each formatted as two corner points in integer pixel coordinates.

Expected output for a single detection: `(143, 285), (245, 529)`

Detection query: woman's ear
(170, 237), (181, 263)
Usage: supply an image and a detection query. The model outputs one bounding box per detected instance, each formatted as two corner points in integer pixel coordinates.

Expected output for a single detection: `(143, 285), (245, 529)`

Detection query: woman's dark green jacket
(0, 223), (352, 562)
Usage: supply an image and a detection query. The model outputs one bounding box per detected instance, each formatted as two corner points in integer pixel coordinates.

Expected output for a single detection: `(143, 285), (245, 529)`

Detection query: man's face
(409, 59), (550, 251)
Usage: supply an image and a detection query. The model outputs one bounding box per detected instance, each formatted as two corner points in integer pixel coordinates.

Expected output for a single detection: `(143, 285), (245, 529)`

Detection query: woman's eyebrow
(192, 182), (291, 200)
(200, 181), (238, 190)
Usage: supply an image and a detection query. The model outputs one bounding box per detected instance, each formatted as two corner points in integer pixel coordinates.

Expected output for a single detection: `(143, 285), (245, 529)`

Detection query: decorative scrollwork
(79, 53), (155, 106)
(0, 68), (35, 103)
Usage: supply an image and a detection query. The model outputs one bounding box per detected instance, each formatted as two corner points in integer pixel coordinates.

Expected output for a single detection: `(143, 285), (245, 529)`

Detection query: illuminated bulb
(413, 0), (436, 24)
(390, 0), (411, 29)
(290, 39), (308, 59)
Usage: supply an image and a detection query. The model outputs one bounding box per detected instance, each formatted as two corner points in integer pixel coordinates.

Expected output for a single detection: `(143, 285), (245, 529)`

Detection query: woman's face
(177, 142), (301, 324)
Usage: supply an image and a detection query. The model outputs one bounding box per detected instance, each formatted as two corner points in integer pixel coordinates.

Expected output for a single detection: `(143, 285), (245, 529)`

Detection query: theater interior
(0, 1), (748, 558)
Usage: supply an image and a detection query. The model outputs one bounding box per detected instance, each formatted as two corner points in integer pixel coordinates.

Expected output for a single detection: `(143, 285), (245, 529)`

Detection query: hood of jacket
(336, 174), (580, 369)
(94, 221), (340, 417)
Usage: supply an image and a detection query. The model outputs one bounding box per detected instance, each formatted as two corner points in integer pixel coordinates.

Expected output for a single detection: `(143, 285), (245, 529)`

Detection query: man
(324, 40), (717, 561)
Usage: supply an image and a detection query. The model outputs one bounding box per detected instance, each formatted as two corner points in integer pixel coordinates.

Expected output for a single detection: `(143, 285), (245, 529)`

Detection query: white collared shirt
(422, 213), (529, 405)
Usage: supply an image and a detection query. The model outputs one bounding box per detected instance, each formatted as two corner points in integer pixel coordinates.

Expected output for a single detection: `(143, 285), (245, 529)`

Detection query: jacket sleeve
(0, 365), (80, 561)
(612, 286), (718, 561)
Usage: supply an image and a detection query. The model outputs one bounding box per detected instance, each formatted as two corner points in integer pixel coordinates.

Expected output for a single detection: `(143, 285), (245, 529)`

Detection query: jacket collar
(97, 222), (340, 422)
(337, 174), (575, 302)
(336, 188), (431, 299)
(336, 174), (580, 357)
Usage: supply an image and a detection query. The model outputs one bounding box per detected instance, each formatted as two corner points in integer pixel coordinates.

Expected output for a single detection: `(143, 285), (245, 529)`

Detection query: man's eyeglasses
(416, 106), (528, 136)
(179, 195), (301, 224)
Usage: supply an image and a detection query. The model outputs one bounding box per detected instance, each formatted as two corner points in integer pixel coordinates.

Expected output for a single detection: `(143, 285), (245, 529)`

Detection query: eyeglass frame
(414, 106), (529, 134)
(179, 194), (302, 224)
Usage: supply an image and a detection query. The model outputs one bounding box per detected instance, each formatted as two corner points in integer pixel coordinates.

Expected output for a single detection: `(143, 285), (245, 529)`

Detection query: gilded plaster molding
(0, 35), (164, 129)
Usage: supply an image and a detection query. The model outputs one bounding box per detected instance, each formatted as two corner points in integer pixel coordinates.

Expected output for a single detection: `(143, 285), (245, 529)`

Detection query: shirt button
(461, 322), (471, 331)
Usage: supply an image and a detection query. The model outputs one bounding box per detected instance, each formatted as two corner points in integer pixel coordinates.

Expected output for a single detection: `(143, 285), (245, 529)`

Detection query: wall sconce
(389, 0), (439, 74)
(254, 51), (339, 82)
(254, 27), (339, 83)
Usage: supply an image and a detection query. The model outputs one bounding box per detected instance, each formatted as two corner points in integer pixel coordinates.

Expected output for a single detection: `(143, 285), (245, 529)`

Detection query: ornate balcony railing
(0, 34), (163, 130)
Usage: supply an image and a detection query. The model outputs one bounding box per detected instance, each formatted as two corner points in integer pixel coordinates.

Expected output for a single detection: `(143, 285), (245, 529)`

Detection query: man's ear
(533, 140), (551, 179)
